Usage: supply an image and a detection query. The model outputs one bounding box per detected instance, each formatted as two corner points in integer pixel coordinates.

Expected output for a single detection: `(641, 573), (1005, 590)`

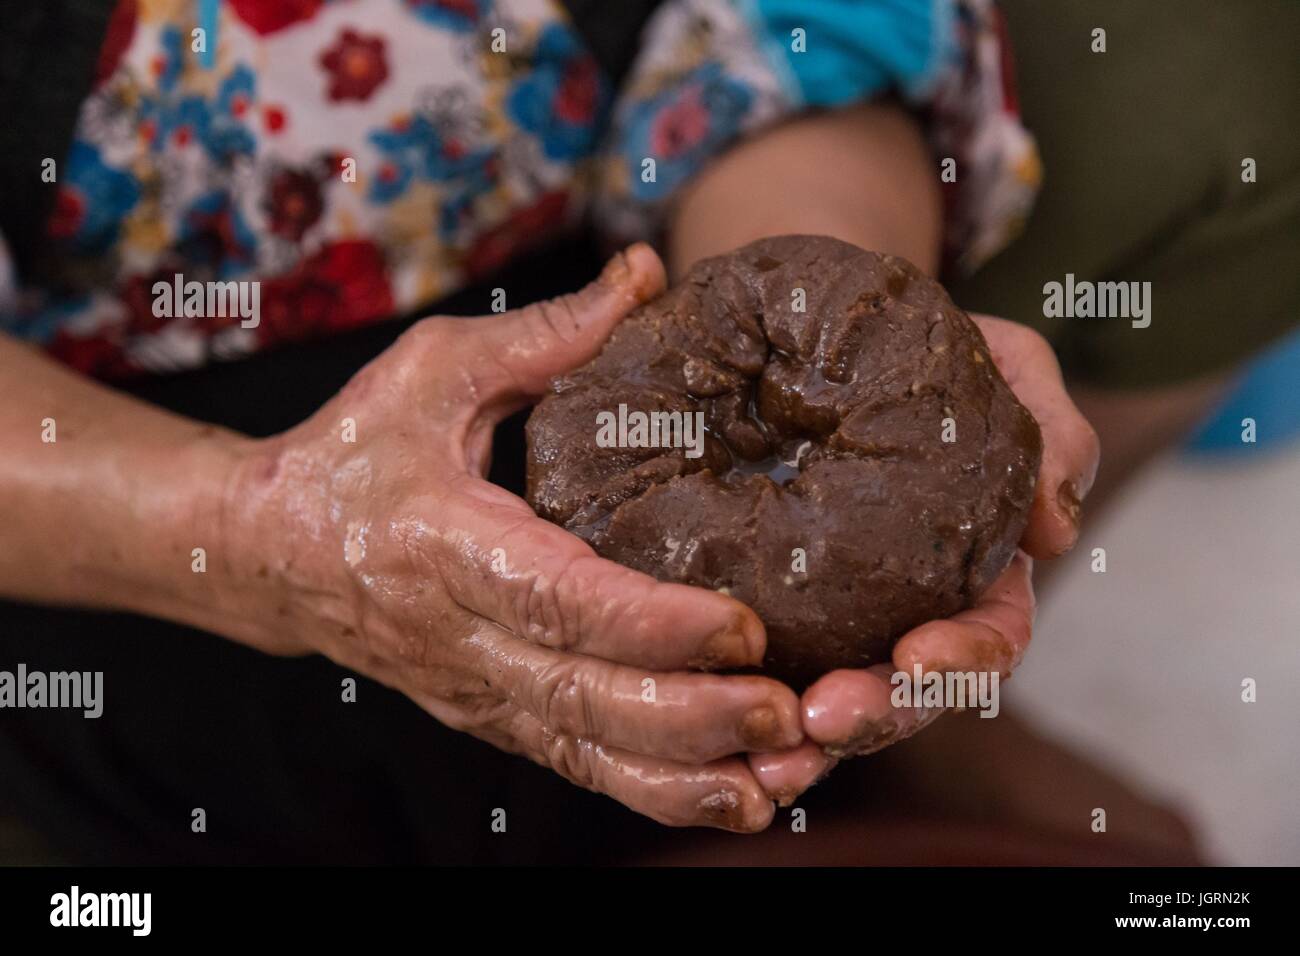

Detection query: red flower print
(48, 329), (135, 379)
(259, 240), (394, 345)
(650, 86), (710, 159)
(228, 0), (323, 36)
(319, 29), (390, 103)
(265, 167), (324, 241)
(94, 0), (138, 87)
(464, 190), (569, 282)
(554, 57), (599, 125)
(992, 7), (1022, 114)
(46, 188), (85, 240)
(312, 152), (349, 180)
(119, 267), (180, 337)
(263, 105), (287, 133)
(181, 203), (254, 274)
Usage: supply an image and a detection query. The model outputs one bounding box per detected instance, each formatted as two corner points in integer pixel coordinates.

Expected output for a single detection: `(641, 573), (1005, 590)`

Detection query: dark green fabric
(949, 0), (1300, 388)
(0, 0), (118, 285)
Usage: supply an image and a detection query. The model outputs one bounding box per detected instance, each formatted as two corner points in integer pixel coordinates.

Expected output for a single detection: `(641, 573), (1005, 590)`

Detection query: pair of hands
(221, 244), (1099, 832)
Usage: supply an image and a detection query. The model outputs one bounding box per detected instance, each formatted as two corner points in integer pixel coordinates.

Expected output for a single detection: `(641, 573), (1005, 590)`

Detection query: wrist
(212, 429), (367, 657)
(110, 427), (276, 646)
(194, 432), (324, 654)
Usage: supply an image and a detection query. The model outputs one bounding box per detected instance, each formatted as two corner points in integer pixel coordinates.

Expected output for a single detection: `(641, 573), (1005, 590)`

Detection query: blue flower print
(57, 140), (141, 253)
(366, 114), (497, 205)
(506, 22), (608, 162)
(402, 0), (490, 32)
(619, 62), (752, 201)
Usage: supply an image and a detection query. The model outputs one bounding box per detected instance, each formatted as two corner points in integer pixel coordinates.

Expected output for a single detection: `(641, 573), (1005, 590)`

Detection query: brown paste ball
(526, 235), (1041, 687)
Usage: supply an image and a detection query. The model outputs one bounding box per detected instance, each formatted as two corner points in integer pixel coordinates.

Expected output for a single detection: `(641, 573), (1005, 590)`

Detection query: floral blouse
(0, 0), (1039, 378)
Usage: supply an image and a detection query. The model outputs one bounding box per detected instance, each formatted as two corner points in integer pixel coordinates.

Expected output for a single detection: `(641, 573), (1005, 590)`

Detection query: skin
(0, 248), (802, 832)
(0, 101), (1102, 832)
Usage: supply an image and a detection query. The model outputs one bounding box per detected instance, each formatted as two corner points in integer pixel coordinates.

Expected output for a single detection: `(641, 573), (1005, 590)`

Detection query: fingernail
(777, 757), (839, 804)
(599, 243), (659, 304)
(814, 756), (839, 785)
(598, 250), (632, 289)
(772, 786), (800, 808)
(774, 754), (838, 805)
(688, 625), (743, 670)
(691, 613), (762, 670)
(739, 705), (785, 750)
(929, 654), (975, 675)
(825, 716), (900, 759)
(1057, 479), (1082, 528)
(697, 788), (751, 832)
(928, 637), (1015, 677)
(737, 611), (766, 665)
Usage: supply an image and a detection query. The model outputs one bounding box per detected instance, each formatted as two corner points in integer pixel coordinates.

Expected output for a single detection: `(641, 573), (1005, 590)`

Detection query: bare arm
(668, 101), (943, 278)
(0, 334), (265, 644)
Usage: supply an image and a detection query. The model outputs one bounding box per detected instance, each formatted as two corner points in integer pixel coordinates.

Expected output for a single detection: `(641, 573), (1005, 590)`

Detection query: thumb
(461, 242), (666, 401)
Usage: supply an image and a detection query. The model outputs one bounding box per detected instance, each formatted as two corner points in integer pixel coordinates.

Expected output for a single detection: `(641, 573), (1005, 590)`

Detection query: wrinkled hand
(225, 245), (803, 831)
(751, 314), (1100, 803)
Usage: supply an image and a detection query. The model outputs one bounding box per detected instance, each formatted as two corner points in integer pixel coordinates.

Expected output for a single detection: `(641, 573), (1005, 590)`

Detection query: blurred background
(1010, 329), (1300, 865)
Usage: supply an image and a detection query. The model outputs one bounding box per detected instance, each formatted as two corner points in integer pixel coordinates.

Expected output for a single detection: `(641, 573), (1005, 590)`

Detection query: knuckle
(1024, 324), (1053, 354)
(531, 660), (590, 734)
(1014, 321), (1053, 358)
(517, 561), (582, 651)
(539, 729), (599, 791)
(404, 315), (455, 353)
(395, 317), (480, 397)
(1011, 323), (1062, 375)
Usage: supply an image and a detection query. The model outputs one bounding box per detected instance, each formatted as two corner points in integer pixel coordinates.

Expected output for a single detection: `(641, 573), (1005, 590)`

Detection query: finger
(971, 315), (1101, 558)
(452, 242), (666, 403)
(801, 663), (945, 757)
(436, 480), (768, 671)
(507, 708), (775, 832)
(463, 624), (802, 763)
(748, 743), (836, 807)
(801, 553), (1033, 758)
(891, 550), (1035, 679)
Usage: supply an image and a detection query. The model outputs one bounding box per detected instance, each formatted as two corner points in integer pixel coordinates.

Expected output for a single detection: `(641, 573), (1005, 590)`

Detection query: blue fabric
(198, 0), (219, 69)
(1187, 327), (1300, 454)
(740, 0), (957, 106)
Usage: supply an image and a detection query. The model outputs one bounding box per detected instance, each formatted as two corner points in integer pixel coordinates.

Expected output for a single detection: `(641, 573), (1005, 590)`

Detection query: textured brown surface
(526, 236), (1041, 687)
